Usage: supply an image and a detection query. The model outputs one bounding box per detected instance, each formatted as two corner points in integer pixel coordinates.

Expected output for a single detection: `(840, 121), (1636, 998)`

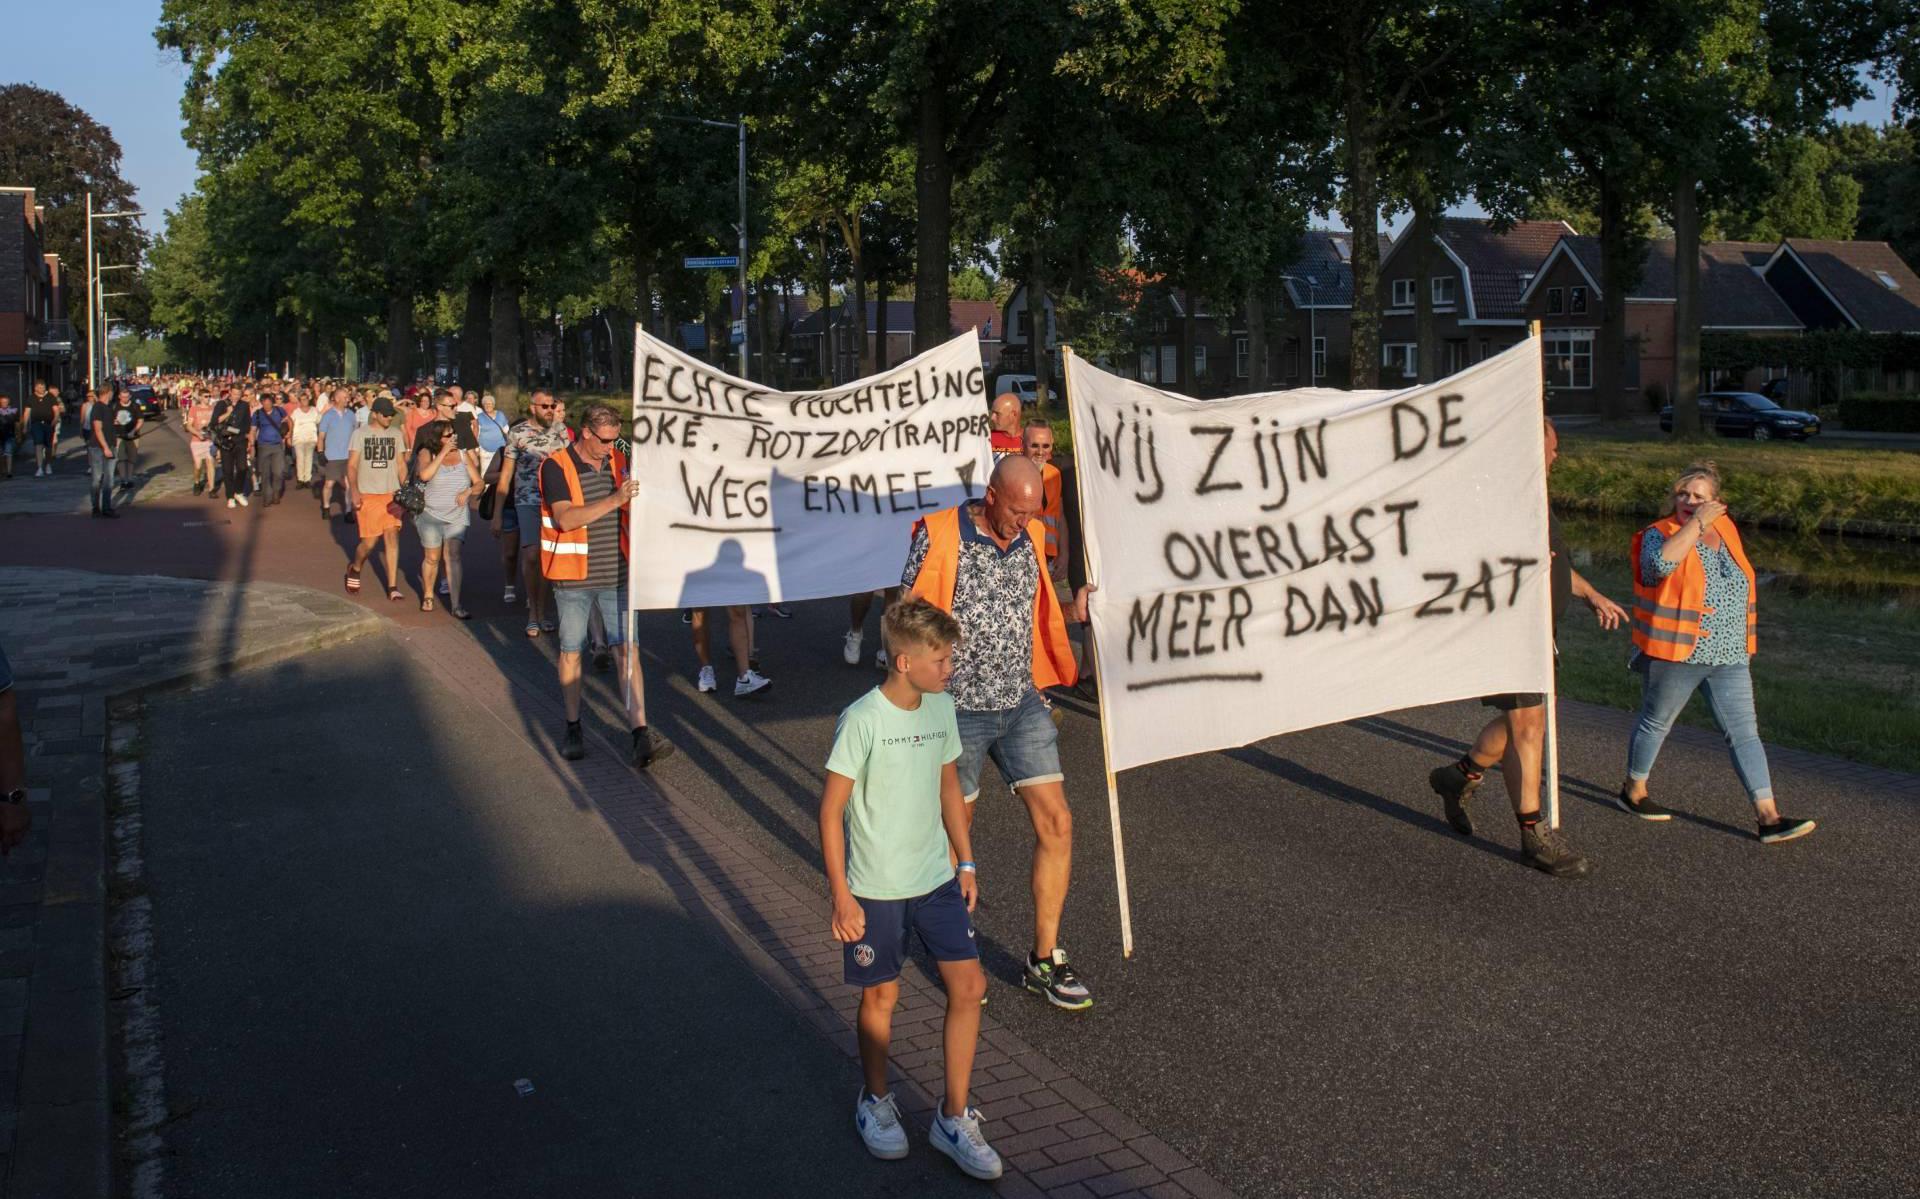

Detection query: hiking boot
(1614, 786), (1673, 821)
(630, 726), (672, 769)
(1429, 761), (1483, 836)
(1520, 822), (1591, 878)
(1758, 816), (1816, 844)
(560, 721), (586, 761)
(1023, 949), (1093, 1011)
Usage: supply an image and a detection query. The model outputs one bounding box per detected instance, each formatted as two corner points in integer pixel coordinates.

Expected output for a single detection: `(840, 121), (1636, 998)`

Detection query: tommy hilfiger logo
(880, 731), (948, 748)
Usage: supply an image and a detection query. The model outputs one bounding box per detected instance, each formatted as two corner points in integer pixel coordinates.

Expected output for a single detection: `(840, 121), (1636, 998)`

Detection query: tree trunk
(1411, 186), (1438, 384)
(874, 276), (890, 373)
(913, 86), (953, 356)
(1181, 291), (1197, 392)
(461, 274), (491, 390)
(1343, 64), (1381, 389)
(818, 229), (835, 383)
(1595, 173), (1630, 422)
(1671, 169), (1704, 437)
(490, 278), (523, 409)
(1246, 289), (1268, 392)
(852, 258), (872, 377)
(386, 293), (413, 383)
(296, 325), (317, 378)
(1029, 254), (1051, 407)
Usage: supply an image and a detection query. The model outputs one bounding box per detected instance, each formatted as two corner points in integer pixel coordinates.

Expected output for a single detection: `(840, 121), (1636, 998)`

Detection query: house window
(1432, 277), (1457, 307)
(1543, 330), (1594, 389)
(1284, 342), (1301, 380)
(1445, 340), (1467, 374)
(1570, 286), (1588, 314)
(1140, 348), (1157, 383)
(1875, 269), (1899, 291)
(1160, 344), (1178, 383)
(1382, 342), (1417, 378)
(1193, 344), (1208, 381)
(1479, 338), (1491, 363)
(1391, 278), (1415, 307)
(1547, 287), (1564, 315)
(1312, 337), (1326, 380)
(1234, 338), (1249, 379)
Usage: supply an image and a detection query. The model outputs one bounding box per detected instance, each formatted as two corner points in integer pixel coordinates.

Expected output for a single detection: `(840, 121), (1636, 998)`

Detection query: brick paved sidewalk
(0, 568), (379, 1199)
(0, 427), (193, 519)
(400, 623), (1233, 1199)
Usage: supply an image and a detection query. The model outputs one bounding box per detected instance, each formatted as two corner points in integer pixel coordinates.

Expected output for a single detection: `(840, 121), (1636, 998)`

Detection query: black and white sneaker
(1024, 949), (1093, 1011)
(1758, 816), (1816, 844)
(1614, 787), (1673, 821)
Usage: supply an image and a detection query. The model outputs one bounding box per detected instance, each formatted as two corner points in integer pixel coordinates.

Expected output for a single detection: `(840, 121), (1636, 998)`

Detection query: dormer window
(1876, 269), (1900, 291)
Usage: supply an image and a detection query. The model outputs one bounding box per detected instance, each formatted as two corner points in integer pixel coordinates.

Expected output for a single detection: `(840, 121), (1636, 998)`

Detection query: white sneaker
(854, 1090), (909, 1161)
(227, 498), (237, 508)
(697, 665), (717, 693)
(733, 669), (773, 698)
(875, 645), (891, 670)
(438, 577), (450, 596)
(930, 1106), (1002, 1180)
(237, 493), (249, 507)
(502, 585), (517, 604)
(841, 629), (863, 666)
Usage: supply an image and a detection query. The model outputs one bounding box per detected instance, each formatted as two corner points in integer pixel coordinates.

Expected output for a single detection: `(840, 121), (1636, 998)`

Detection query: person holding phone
(1618, 461), (1814, 843)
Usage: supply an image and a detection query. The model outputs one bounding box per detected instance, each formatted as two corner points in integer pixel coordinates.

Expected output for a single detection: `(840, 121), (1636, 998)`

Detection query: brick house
(789, 298), (1005, 385)
(1377, 217), (1575, 384)
(1518, 234), (1920, 410)
(0, 187), (73, 403)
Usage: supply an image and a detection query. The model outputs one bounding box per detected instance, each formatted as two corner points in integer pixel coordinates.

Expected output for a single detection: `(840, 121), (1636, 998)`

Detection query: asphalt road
(138, 635), (981, 1199)
(562, 599), (1919, 1199)
(102, 415), (1920, 1197)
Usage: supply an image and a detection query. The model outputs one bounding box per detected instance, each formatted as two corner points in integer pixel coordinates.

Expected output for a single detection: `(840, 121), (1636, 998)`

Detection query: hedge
(1702, 330), (1920, 373)
(1839, 392), (1920, 433)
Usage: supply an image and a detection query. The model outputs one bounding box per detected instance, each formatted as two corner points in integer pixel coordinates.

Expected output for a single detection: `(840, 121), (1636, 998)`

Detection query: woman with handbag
(412, 419), (482, 617)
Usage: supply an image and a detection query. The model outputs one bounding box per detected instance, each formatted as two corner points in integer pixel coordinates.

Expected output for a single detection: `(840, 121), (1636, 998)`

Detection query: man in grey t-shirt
(346, 397), (408, 600)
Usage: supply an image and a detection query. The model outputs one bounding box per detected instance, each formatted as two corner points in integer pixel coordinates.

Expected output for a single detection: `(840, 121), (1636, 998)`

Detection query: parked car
(994, 373), (1041, 406)
(123, 385), (165, 422)
(1659, 391), (1820, 441)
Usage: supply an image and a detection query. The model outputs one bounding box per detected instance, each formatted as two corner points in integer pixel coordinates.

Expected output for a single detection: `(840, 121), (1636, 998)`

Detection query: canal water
(1558, 513), (1920, 609)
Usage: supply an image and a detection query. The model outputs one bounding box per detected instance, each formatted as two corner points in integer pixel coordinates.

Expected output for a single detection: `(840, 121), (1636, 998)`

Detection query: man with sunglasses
(539, 403), (673, 767)
(493, 389), (574, 637)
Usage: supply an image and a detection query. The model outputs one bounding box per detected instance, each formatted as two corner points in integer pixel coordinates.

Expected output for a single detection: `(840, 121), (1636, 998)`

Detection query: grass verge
(1551, 433), (1920, 536)
(1557, 533), (1920, 773)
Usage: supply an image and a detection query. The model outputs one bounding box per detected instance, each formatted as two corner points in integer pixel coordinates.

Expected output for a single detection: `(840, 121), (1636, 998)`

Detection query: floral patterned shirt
(1640, 526), (1751, 665)
(902, 502), (1038, 712)
(504, 418), (573, 507)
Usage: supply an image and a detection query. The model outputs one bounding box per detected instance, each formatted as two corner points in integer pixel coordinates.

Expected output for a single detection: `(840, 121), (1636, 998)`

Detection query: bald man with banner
(902, 455), (1097, 1010)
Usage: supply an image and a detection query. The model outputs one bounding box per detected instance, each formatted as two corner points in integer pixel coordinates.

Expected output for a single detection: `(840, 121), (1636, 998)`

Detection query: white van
(994, 373), (1040, 406)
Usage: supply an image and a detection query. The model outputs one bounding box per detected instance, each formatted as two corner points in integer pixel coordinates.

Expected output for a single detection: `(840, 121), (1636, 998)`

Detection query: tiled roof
(1436, 218), (1574, 319)
(1555, 236), (1801, 329)
(949, 300), (1002, 339)
(1281, 229), (1357, 308)
(1782, 239), (1920, 333)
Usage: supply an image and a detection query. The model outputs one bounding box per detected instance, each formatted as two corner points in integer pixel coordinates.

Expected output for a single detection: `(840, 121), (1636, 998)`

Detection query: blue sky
(6, 2), (1904, 243)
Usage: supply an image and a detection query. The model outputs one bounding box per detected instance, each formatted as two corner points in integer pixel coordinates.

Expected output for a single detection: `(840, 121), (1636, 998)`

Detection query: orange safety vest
(909, 505), (1079, 691)
(1630, 515), (1757, 661)
(539, 447), (629, 582)
(1038, 463), (1064, 562)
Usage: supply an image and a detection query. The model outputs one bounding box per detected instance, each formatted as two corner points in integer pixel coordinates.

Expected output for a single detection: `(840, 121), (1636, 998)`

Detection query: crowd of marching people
(0, 364), (1819, 1182)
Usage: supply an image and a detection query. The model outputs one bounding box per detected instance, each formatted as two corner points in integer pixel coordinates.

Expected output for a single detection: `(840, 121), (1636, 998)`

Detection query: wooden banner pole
(1061, 344), (1136, 958)
(1530, 319), (1562, 830)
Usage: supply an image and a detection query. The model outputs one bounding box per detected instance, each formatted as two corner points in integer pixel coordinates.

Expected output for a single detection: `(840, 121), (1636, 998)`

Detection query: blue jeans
(553, 585), (627, 654)
(86, 446), (115, 512)
(954, 689), (1063, 803)
(1627, 658), (1773, 802)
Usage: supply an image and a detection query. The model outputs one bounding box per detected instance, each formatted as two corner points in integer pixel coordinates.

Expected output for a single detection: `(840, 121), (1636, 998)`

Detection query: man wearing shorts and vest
(539, 403), (673, 769)
(902, 455), (1095, 1009)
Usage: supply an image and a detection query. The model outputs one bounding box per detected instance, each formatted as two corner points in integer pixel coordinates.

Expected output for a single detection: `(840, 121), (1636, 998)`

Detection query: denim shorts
(553, 585), (627, 653)
(954, 688), (1063, 803)
(514, 502), (541, 543)
(843, 877), (977, 987)
(414, 510), (469, 549)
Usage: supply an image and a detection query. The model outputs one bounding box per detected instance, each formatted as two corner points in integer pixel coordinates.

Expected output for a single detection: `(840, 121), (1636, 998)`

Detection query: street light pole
(737, 114), (749, 380)
(85, 201), (143, 388)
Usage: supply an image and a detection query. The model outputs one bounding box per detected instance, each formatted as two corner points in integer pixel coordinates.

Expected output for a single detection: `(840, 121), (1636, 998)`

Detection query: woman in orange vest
(1620, 462), (1814, 843)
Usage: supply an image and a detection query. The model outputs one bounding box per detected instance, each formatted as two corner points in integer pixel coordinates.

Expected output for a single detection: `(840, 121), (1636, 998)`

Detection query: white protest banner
(625, 327), (993, 609)
(1068, 339), (1554, 775)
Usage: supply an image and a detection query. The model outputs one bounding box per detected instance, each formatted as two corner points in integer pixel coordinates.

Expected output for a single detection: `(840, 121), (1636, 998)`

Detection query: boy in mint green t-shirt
(819, 598), (1000, 1180)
